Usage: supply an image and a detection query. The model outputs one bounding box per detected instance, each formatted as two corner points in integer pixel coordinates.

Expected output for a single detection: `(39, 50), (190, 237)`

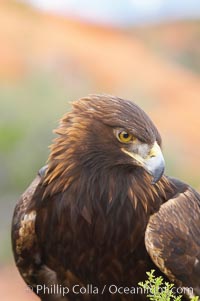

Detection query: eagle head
(44, 95), (165, 196)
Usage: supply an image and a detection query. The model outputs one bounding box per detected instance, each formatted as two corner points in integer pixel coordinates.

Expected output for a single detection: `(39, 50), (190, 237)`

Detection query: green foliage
(139, 270), (199, 301)
(0, 124), (25, 153)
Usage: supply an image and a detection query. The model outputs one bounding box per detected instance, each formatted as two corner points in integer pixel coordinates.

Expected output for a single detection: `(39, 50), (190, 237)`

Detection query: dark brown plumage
(12, 95), (200, 301)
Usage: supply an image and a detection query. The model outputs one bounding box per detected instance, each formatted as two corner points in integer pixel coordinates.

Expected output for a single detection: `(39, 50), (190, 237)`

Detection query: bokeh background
(1, 0), (200, 299)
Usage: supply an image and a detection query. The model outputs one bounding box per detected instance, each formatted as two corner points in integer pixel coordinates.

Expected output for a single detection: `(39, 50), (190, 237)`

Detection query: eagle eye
(117, 131), (133, 143)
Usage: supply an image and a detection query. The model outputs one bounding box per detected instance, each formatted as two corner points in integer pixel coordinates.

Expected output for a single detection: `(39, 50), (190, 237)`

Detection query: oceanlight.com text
(26, 283), (194, 297)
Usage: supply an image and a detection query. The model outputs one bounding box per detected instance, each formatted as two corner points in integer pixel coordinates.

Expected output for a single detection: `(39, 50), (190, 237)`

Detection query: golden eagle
(12, 95), (200, 301)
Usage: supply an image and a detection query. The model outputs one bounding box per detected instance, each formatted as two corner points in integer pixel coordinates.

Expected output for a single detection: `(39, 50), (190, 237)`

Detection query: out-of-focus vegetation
(134, 20), (200, 74)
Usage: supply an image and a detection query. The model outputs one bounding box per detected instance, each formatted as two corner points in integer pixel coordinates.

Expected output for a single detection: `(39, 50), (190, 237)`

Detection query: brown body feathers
(12, 95), (200, 300)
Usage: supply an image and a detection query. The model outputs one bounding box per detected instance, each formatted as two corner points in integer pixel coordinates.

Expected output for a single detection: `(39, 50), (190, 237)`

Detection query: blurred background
(0, 0), (200, 299)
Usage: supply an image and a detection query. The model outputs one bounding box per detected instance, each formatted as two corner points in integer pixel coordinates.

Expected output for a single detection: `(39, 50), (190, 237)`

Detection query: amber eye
(118, 131), (133, 143)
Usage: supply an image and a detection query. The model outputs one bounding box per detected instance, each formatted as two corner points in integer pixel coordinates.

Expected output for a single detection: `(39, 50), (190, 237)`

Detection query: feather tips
(145, 180), (200, 298)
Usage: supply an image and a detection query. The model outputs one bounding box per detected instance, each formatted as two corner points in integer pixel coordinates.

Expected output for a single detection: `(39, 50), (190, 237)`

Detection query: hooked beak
(122, 141), (165, 184)
(143, 142), (165, 184)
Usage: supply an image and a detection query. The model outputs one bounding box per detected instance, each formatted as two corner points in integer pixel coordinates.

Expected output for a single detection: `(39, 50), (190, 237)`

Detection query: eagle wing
(145, 177), (200, 298)
(11, 167), (60, 300)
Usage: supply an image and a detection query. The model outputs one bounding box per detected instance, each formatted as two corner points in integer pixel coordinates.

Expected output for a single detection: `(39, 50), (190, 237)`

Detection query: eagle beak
(143, 142), (165, 184)
(122, 141), (165, 184)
